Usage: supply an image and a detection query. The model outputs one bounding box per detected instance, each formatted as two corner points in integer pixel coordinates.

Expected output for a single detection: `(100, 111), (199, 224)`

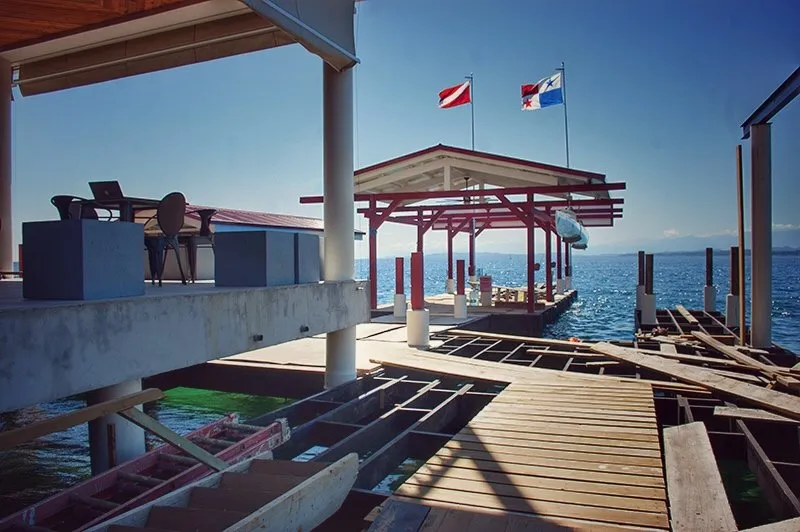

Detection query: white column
(750, 124), (771, 348)
(704, 285), (717, 312)
(88, 379), (146, 474)
(0, 59), (11, 272)
(323, 63), (357, 387)
(393, 293), (406, 318)
(635, 285), (645, 311)
(725, 294), (740, 329)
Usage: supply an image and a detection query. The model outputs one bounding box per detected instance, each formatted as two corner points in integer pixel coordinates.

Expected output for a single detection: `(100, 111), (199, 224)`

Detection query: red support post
(411, 251), (424, 310)
(527, 193), (535, 313)
(416, 212), (424, 253)
(556, 234), (563, 280)
(545, 227), (553, 302)
(468, 219), (476, 278)
(446, 229), (454, 280)
(368, 218), (378, 310)
(564, 239), (571, 278)
(395, 257), (404, 295)
(456, 259), (465, 295)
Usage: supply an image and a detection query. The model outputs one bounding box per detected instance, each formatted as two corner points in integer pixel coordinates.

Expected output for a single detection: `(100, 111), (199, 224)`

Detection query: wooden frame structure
(300, 146), (626, 312)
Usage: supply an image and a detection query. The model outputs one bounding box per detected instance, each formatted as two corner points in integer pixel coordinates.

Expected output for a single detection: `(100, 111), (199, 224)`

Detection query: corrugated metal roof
(186, 204), (325, 231)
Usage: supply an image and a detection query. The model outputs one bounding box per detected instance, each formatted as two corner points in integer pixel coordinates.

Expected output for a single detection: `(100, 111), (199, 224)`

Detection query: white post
(88, 379), (146, 474)
(640, 294), (657, 327)
(704, 286), (717, 312)
(635, 285), (645, 311)
(407, 309), (430, 348)
(393, 293), (406, 318)
(445, 278), (455, 294)
(453, 294), (467, 319)
(556, 279), (564, 295)
(323, 62), (357, 387)
(0, 59), (11, 272)
(725, 294), (740, 329)
(750, 124), (771, 348)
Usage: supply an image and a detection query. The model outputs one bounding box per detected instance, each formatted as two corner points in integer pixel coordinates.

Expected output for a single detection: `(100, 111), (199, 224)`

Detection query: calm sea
(1, 251), (798, 517)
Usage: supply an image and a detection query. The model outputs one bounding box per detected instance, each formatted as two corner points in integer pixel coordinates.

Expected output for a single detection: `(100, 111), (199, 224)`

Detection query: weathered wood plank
(453, 431), (662, 458)
(366, 499), (430, 532)
(676, 305), (699, 324)
(590, 342), (800, 421)
(714, 406), (799, 425)
(118, 407), (229, 472)
(0, 389), (164, 450)
(458, 426), (661, 452)
(468, 419), (660, 443)
(692, 332), (789, 379)
(663, 422), (737, 531)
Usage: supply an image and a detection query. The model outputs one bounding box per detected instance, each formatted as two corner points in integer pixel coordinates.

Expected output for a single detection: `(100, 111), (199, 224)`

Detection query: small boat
(0, 415), (290, 532)
(555, 208), (583, 243)
(572, 230), (589, 250)
(84, 452), (359, 532)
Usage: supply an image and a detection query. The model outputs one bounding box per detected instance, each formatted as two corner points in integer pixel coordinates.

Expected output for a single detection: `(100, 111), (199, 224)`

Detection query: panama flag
(522, 72), (563, 110)
(438, 80), (471, 108)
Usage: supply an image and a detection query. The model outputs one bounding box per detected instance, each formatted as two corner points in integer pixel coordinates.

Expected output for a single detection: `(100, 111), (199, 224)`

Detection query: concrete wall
(0, 280), (370, 413)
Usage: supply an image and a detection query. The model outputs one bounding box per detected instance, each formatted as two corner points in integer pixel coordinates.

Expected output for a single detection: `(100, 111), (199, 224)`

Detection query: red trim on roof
(355, 144), (606, 182)
(186, 204), (365, 234)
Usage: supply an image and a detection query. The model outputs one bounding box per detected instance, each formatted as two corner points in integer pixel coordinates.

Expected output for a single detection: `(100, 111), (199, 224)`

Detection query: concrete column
(407, 251), (429, 348)
(88, 379), (146, 474)
(750, 124), (771, 348)
(0, 59), (11, 272)
(323, 63), (357, 387)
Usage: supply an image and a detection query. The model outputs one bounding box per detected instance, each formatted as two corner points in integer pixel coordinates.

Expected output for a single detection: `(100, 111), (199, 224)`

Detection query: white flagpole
(556, 62), (570, 168)
(466, 72), (475, 150)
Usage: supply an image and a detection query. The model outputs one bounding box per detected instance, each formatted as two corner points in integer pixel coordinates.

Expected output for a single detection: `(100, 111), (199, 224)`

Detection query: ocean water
(0, 251), (797, 518)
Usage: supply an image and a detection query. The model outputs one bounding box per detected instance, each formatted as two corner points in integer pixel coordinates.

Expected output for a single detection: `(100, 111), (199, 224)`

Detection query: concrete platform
(0, 279), (370, 412)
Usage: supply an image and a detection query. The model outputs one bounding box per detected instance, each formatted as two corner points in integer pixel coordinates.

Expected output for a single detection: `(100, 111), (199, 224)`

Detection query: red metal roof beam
(299, 182), (626, 204)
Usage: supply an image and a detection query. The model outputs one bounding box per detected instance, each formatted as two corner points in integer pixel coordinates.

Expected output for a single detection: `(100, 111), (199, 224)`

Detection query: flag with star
(522, 72), (563, 110)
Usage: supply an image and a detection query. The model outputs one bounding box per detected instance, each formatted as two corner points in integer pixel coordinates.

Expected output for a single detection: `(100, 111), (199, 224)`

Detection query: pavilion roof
(1, 0), (358, 97)
(354, 144), (611, 202)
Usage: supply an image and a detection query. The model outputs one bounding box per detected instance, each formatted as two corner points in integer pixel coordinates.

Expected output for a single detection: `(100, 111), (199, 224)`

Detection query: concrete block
(214, 231), (296, 287)
(22, 220), (144, 300)
(294, 233), (321, 284)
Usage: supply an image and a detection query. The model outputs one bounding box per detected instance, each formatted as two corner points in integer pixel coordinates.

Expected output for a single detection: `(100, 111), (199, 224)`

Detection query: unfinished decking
(392, 379), (669, 530)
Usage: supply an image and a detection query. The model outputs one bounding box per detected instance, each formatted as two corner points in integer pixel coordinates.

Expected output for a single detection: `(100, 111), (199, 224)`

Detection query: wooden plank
(466, 420), (660, 446)
(431, 445), (664, 479)
(395, 484), (669, 529)
(481, 403), (657, 421)
(458, 426), (661, 453)
(453, 431), (662, 459)
(489, 396), (656, 413)
(692, 332), (787, 378)
(402, 471), (667, 514)
(410, 462), (665, 501)
(740, 517), (800, 531)
(399, 497), (654, 532)
(714, 406), (799, 425)
(478, 407), (658, 428)
(470, 417), (659, 439)
(0, 388), (164, 450)
(224, 453), (358, 532)
(422, 453), (664, 489)
(367, 499), (430, 532)
(663, 422), (737, 532)
(675, 305), (699, 324)
(443, 439), (662, 468)
(590, 342), (800, 421)
(118, 407), (229, 472)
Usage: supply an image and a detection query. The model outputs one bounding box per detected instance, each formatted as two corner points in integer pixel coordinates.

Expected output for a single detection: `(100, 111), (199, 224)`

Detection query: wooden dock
(393, 380), (669, 530)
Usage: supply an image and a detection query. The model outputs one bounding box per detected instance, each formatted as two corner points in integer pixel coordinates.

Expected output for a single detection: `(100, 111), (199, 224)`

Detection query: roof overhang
(354, 144), (610, 202)
(3, 0), (358, 97)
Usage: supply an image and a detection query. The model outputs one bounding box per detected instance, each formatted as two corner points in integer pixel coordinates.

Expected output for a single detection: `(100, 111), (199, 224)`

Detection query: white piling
(406, 309), (430, 348)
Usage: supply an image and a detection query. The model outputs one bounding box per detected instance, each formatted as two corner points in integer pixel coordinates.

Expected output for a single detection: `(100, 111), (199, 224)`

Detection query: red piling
(411, 252), (424, 310)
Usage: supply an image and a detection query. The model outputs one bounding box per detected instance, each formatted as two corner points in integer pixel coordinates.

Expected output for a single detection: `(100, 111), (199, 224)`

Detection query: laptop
(89, 180), (124, 201)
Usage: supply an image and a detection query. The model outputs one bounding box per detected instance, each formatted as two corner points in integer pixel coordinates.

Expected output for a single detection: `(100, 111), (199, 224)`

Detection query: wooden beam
(663, 422), (737, 531)
(714, 407), (799, 425)
(737, 418), (800, 519)
(0, 388), (164, 451)
(118, 407), (229, 472)
(692, 332), (795, 380)
(590, 342), (800, 421)
(676, 305), (699, 325)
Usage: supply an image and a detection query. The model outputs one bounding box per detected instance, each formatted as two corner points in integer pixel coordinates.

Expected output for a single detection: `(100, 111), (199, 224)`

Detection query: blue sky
(10, 0), (800, 261)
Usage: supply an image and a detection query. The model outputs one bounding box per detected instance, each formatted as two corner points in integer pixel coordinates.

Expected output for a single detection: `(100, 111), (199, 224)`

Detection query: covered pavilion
(301, 144), (627, 313)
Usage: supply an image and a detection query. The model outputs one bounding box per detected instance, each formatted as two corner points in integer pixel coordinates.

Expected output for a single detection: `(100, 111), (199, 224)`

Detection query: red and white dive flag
(438, 80), (471, 108)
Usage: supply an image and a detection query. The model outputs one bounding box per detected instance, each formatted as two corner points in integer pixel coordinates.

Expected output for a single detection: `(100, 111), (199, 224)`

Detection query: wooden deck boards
(394, 381), (670, 530)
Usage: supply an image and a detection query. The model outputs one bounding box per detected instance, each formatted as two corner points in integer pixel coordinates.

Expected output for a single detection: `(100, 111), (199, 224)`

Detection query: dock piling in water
(704, 247), (717, 312)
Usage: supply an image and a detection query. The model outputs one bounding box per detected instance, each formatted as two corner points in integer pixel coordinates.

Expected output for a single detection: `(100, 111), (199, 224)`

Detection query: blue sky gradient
(10, 0), (800, 259)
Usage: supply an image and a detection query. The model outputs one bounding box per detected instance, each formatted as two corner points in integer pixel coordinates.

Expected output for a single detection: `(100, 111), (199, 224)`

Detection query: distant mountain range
(584, 228), (800, 256)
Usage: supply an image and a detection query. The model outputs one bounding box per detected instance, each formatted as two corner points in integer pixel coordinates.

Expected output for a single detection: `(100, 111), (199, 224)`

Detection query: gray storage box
(215, 230), (296, 287)
(22, 219), (145, 300)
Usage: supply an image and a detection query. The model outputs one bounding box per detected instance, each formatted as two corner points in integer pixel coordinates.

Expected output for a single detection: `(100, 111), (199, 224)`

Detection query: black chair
(144, 192), (189, 286)
(50, 195), (113, 220)
(185, 208), (216, 283)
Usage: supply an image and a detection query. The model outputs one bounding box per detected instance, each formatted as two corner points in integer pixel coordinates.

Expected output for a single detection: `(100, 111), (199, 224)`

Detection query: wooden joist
(0, 388), (164, 451)
(663, 422), (737, 531)
(714, 406), (799, 425)
(590, 343), (800, 421)
(118, 407), (229, 472)
(675, 305), (699, 325)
